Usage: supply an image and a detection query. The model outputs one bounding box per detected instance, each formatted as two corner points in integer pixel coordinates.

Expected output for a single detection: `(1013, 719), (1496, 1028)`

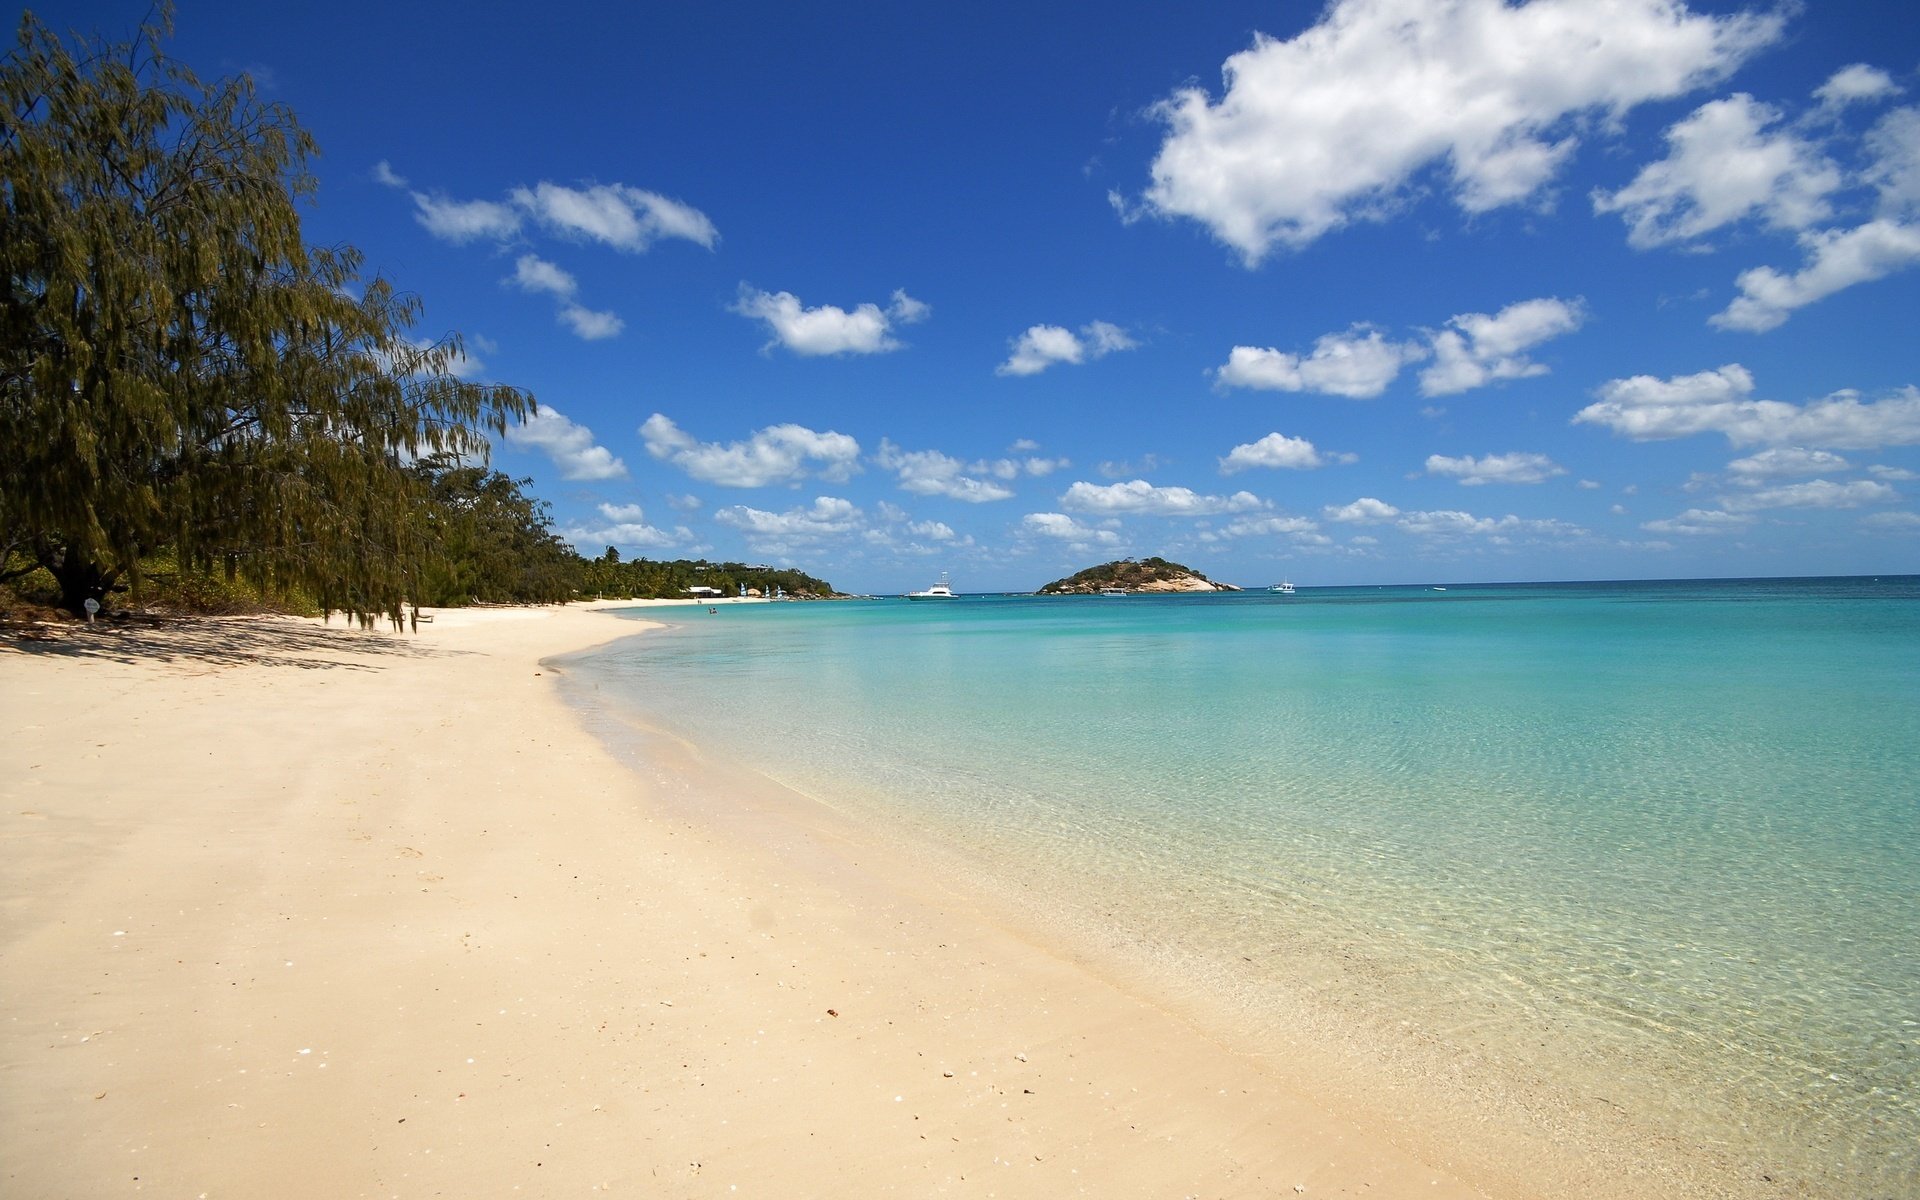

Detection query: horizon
(36, 0), (1920, 591)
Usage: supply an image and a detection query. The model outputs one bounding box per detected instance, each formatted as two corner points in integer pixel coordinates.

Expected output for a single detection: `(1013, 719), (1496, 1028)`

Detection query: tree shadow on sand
(0, 614), (457, 672)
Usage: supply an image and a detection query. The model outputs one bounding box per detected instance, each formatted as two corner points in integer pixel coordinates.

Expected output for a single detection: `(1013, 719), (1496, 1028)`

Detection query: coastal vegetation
(1037, 557), (1239, 594)
(0, 10), (841, 625)
(1, 9), (531, 623)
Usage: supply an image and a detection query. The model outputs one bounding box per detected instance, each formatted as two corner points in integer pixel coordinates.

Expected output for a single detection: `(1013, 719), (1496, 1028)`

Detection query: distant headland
(1037, 557), (1240, 595)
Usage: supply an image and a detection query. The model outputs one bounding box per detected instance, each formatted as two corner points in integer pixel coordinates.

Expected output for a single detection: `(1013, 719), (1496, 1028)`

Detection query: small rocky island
(1038, 557), (1241, 595)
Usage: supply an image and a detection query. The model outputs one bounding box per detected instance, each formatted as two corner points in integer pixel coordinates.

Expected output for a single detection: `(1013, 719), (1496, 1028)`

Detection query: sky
(36, 0), (1920, 591)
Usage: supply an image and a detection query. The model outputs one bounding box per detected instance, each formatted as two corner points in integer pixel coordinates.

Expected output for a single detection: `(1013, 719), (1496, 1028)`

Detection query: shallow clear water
(561, 577), (1920, 1194)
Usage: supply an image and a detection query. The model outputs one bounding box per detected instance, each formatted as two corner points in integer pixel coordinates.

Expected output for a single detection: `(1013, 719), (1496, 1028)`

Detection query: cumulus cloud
(1060, 480), (1265, 516)
(1866, 107), (1920, 214)
(1419, 297), (1584, 396)
(507, 254), (624, 341)
(1217, 325), (1423, 398)
(1219, 432), (1354, 473)
(504, 404), (628, 480)
(1425, 451), (1567, 485)
(733, 286), (929, 356)
(382, 169), (717, 252)
(1641, 508), (1754, 535)
(1324, 497), (1401, 523)
(1712, 219), (1920, 332)
(874, 439), (1016, 503)
(1724, 447), (1852, 483)
(563, 502), (688, 552)
(1120, 0), (1781, 262)
(716, 497), (865, 548)
(412, 193), (522, 243)
(1575, 368), (1920, 448)
(1814, 64), (1902, 112)
(640, 414), (861, 487)
(1396, 510), (1587, 539)
(1020, 512), (1123, 548)
(1721, 479), (1899, 511)
(997, 320), (1138, 376)
(509, 182), (718, 251)
(1593, 94), (1841, 247)
(974, 455), (1071, 480)
(1218, 514), (1322, 538)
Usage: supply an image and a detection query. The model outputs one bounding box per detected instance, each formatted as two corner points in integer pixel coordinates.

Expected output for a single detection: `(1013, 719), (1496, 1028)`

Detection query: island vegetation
(1037, 557), (1240, 594)
(0, 9), (836, 626)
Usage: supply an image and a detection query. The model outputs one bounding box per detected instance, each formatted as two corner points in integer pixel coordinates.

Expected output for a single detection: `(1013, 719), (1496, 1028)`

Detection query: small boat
(1099, 586), (1128, 596)
(1431, 586), (1448, 592)
(1269, 580), (1296, 595)
(906, 572), (956, 600)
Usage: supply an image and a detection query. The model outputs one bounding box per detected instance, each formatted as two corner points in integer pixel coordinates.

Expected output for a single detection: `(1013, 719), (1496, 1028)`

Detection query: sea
(554, 576), (1919, 1196)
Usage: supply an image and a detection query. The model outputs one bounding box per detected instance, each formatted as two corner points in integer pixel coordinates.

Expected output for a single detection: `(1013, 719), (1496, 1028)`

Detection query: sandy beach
(3, 602), (1650, 1198)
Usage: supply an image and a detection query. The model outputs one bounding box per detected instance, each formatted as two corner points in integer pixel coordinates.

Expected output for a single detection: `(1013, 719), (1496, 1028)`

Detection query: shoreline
(0, 603), (1727, 1196)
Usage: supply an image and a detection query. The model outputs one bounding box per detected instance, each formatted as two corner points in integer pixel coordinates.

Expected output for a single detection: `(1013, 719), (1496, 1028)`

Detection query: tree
(411, 459), (581, 606)
(1, 8), (533, 621)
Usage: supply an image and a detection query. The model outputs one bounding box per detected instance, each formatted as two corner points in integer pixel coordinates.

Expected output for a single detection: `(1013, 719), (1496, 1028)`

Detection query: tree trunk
(41, 546), (121, 617)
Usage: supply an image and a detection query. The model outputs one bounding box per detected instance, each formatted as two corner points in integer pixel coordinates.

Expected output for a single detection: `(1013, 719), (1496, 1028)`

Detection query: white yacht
(906, 572), (956, 600)
(1269, 580), (1296, 595)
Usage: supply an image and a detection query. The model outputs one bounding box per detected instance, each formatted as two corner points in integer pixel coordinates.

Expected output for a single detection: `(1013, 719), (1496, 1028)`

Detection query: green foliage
(580, 550), (837, 600)
(1037, 557), (1216, 594)
(1, 7), (533, 622)
(412, 460), (581, 606)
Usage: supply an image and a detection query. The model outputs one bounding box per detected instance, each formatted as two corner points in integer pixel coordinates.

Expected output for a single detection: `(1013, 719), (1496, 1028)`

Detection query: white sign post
(83, 597), (100, 624)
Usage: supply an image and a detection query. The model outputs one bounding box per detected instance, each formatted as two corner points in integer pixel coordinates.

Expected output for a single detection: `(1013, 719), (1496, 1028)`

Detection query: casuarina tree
(1, 7), (533, 622)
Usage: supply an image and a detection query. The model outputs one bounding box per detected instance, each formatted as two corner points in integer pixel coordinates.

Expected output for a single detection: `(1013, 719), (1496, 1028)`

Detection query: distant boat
(1098, 586), (1129, 596)
(906, 572), (957, 600)
(1269, 580), (1296, 595)
(1431, 586), (1448, 592)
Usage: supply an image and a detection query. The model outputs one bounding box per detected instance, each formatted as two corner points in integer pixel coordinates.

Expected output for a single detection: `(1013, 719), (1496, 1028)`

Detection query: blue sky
(42, 0), (1920, 590)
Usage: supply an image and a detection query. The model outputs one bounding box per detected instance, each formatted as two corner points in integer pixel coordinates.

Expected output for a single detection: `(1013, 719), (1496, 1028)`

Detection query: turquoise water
(561, 577), (1919, 1194)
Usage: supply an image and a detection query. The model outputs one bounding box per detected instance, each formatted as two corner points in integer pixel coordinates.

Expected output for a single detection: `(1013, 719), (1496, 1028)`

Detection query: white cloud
(1712, 219), (1920, 332)
(562, 502), (687, 552)
(1868, 465), (1919, 481)
(372, 160), (408, 188)
(1008, 438), (1041, 452)
(1593, 94), (1841, 247)
(510, 182), (718, 251)
(1419, 297), (1584, 396)
(1021, 512), (1123, 547)
(412, 192), (522, 243)
(640, 414), (861, 487)
(1219, 432), (1353, 473)
(1324, 497), (1401, 523)
(511, 254), (577, 298)
(1122, 0), (1781, 262)
(733, 286), (929, 356)
(559, 304), (624, 340)
(1425, 451), (1567, 485)
(1217, 325), (1423, 398)
(973, 455), (1071, 480)
(1866, 107), (1920, 215)
(504, 404), (628, 480)
(508, 254), (625, 341)
(1721, 479), (1898, 511)
(1219, 514), (1321, 538)
(716, 497), (864, 546)
(1815, 64), (1901, 112)
(1396, 509), (1587, 539)
(1724, 447), (1852, 483)
(1863, 510), (1920, 529)
(998, 320), (1138, 376)
(907, 520), (957, 541)
(1575, 368), (1920, 449)
(875, 439), (1016, 503)
(1061, 480), (1265, 516)
(1641, 508), (1753, 535)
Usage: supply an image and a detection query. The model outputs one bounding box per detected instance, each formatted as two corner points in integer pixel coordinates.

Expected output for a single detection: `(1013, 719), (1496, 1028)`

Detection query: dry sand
(3, 603), (1542, 1197)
